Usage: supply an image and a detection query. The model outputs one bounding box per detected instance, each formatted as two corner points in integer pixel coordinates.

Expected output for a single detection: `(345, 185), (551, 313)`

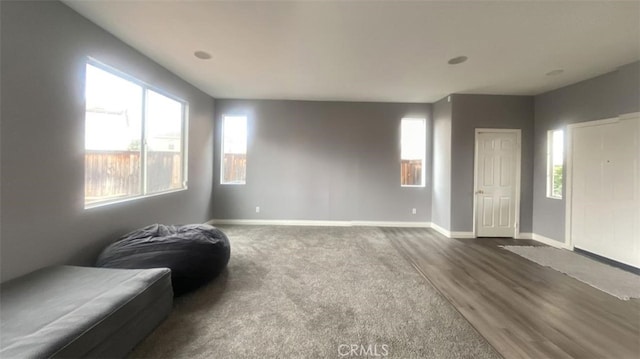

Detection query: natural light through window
(401, 118), (426, 187)
(221, 115), (247, 184)
(546, 129), (564, 199)
(84, 61), (186, 207)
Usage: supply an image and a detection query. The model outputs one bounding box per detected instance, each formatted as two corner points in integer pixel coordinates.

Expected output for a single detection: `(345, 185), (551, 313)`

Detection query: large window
(401, 118), (426, 187)
(546, 129), (564, 199)
(221, 115), (247, 184)
(84, 61), (186, 207)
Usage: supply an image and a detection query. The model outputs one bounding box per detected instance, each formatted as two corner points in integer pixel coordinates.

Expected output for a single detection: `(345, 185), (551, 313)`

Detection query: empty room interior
(1, 1), (639, 358)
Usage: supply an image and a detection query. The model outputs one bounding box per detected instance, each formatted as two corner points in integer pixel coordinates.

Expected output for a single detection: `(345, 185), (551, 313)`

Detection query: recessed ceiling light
(448, 56), (468, 65)
(194, 50), (212, 60)
(546, 69), (564, 76)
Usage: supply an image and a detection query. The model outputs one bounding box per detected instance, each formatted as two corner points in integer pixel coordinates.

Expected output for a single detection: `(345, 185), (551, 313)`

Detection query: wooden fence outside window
(85, 150), (181, 203)
(223, 153), (247, 184)
(401, 159), (422, 186)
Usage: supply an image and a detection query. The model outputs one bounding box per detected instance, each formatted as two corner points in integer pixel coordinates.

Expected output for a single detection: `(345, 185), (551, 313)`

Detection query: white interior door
(570, 115), (640, 268)
(474, 131), (520, 237)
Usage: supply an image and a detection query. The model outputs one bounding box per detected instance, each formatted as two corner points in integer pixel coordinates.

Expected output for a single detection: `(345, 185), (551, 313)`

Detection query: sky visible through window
(223, 116), (247, 154)
(401, 118), (425, 160)
(548, 129), (564, 198)
(552, 129), (563, 166)
(85, 64), (141, 151)
(145, 90), (183, 152)
(85, 64), (182, 151)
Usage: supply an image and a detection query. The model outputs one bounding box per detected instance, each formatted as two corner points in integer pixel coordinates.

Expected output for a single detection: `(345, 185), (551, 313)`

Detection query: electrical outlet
(412, 208), (417, 215)
(256, 206), (260, 213)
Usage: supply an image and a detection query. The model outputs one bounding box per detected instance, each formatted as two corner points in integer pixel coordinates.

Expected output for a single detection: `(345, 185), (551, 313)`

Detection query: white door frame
(472, 128), (522, 239)
(564, 112), (640, 250)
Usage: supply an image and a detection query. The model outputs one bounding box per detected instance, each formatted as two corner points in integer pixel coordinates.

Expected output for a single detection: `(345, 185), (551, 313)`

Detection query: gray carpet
(501, 245), (640, 300)
(131, 226), (499, 358)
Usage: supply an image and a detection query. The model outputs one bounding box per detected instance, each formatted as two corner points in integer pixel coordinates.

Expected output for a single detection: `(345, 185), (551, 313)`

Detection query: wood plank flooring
(383, 228), (640, 359)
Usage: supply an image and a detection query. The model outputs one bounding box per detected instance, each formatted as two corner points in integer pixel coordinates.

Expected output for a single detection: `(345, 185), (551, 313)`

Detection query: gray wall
(533, 61), (640, 242)
(212, 100), (432, 222)
(0, 1), (215, 281)
(431, 97), (452, 231)
(450, 94), (534, 233)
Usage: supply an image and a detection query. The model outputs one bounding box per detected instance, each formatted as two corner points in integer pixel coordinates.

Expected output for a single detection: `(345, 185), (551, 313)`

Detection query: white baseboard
(209, 219), (350, 227)
(517, 232), (533, 240)
(209, 220), (572, 249)
(530, 233), (571, 249)
(208, 219), (431, 228)
(429, 223), (451, 237)
(451, 231), (475, 239)
(431, 231), (539, 240)
(352, 221), (431, 228)
(429, 223), (476, 238)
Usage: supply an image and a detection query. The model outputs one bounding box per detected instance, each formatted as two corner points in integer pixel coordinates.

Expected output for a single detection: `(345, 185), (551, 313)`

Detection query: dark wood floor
(383, 227), (640, 359)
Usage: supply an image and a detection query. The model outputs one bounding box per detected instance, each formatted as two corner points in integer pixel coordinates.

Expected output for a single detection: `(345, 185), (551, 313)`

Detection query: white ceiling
(63, 0), (639, 103)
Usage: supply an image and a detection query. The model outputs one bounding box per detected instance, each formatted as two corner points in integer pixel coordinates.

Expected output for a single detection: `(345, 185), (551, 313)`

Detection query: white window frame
(546, 129), (564, 199)
(400, 117), (427, 187)
(84, 58), (188, 209)
(220, 114), (248, 185)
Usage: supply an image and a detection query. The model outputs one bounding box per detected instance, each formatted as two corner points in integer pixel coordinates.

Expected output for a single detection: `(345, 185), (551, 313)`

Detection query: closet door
(570, 115), (639, 268)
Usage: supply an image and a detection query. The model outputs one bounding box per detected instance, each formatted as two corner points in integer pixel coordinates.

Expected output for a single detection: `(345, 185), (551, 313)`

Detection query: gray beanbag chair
(96, 224), (230, 296)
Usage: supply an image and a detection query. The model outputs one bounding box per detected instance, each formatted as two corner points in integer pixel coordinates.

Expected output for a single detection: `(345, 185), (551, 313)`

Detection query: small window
(546, 129), (564, 199)
(401, 118), (426, 187)
(221, 115), (247, 184)
(84, 61), (186, 207)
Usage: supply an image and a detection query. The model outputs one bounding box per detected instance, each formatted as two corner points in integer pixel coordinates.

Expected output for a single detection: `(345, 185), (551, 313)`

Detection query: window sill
(84, 187), (187, 210)
(546, 196), (563, 200)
